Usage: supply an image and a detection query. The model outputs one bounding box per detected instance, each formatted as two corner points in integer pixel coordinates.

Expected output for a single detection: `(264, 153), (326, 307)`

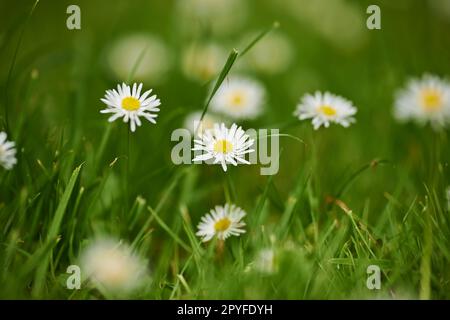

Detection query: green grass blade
(197, 49), (239, 132)
(239, 21), (279, 57)
(47, 165), (83, 241)
(147, 206), (191, 253)
(31, 164), (82, 296)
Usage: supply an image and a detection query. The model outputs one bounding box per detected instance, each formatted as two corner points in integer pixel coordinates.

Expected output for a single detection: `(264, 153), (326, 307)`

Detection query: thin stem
(126, 127), (131, 213)
(239, 21), (279, 57)
(122, 125), (131, 215)
(196, 21), (279, 133)
(216, 239), (225, 262)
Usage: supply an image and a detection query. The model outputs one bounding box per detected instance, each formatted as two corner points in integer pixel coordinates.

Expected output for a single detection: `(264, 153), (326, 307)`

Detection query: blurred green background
(0, 0), (449, 299)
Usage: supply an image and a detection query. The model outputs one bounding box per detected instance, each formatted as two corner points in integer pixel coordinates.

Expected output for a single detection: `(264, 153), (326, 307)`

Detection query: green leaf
(47, 164), (83, 241)
(32, 164), (82, 297)
(197, 49), (239, 133)
(240, 21), (279, 57)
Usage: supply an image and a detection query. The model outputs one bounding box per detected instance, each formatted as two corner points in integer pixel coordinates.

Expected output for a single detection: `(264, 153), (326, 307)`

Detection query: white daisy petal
(139, 89), (153, 102)
(136, 83), (143, 97)
(108, 113), (123, 122)
(192, 153), (214, 162)
(221, 160), (228, 172)
(0, 132), (18, 170)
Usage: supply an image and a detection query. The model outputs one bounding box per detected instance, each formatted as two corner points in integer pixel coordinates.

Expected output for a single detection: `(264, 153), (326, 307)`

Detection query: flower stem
(123, 125), (131, 215)
(216, 239), (225, 261)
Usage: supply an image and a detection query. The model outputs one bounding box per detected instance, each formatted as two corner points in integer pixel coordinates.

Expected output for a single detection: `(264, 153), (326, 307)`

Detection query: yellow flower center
(121, 97), (141, 111)
(421, 89), (442, 112)
(229, 92), (246, 109)
(214, 218), (231, 232)
(214, 139), (233, 154)
(318, 105), (337, 116)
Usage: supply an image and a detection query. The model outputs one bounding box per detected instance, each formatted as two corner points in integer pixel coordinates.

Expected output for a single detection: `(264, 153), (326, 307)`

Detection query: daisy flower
(394, 74), (450, 129)
(210, 76), (265, 120)
(100, 82), (161, 132)
(294, 91), (357, 129)
(196, 203), (246, 242)
(192, 123), (254, 172)
(0, 131), (17, 170)
(183, 111), (222, 135)
(80, 238), (147, 293)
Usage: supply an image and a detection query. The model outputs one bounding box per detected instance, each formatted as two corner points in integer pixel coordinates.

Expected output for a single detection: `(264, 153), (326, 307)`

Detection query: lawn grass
(0, 0), (449, 299)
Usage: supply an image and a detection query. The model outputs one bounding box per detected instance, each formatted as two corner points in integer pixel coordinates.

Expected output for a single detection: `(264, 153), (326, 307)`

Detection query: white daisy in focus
(192, 123), (254, 172)
(80, 238), (147, 293)
(294, 91), (357, 129)
(100, 82), (161, 132)
(0, 132), (17, 170)
(394, 74), (450, 129)
(196, 203), (246, 242)
(106, 34), (171, 84)
(210, 77), (265, 120)
(182, 43), (227, 82)
(183, 111), (222, 135)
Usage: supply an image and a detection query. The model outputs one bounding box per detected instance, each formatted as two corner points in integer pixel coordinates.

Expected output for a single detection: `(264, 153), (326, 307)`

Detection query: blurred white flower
(100, 83), (161, 132)
(192, 123), (254, 172)
(176, 0), (247, 35)
(181, 43), (227, 82)
(254, 248), (277, 274)
(394, 74), (450, 129)
(80, 238), (147, 293)
(294, 91), (357, 129)
(0, 132), (17, 170)
(241, 32), (294, 75)
(210, 77), (265, 120)
(183, 111), (222, 135)
(196, 203), (246, 242)
(106, 34), (171, 84)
